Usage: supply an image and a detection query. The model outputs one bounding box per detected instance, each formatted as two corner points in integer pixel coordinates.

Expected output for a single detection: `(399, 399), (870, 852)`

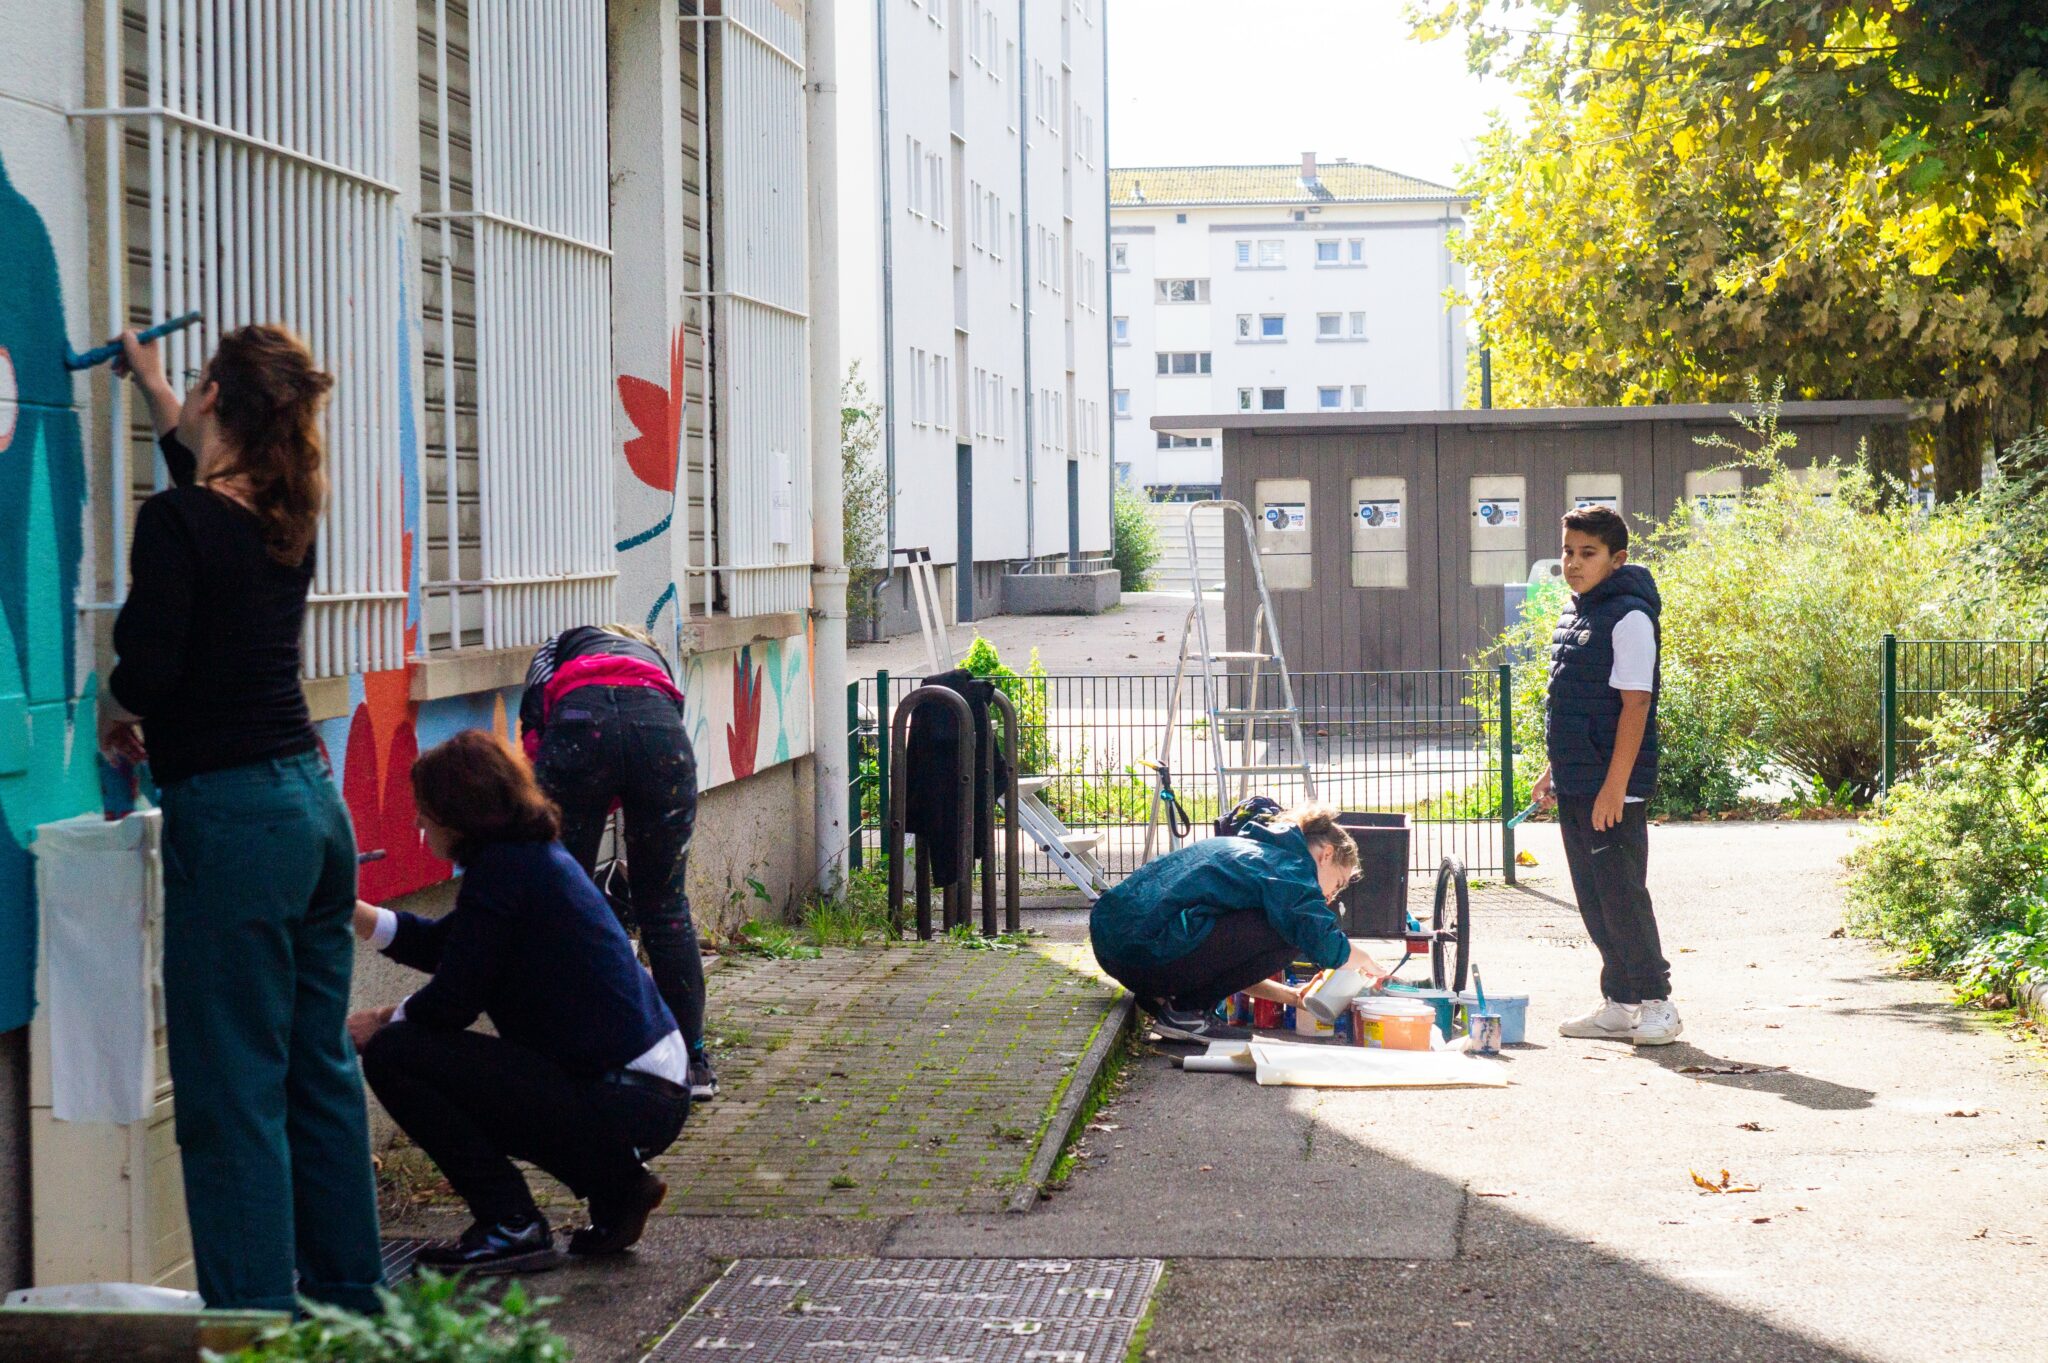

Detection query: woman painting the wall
(99, 327), (383, 1313)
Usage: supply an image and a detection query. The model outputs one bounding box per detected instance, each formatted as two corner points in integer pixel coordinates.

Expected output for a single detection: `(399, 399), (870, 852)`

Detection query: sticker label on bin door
(1356, 499), (1402, 528)
(1262, 503), (1306, 532)
(1474, 497), (1521, 527)
(1573, 495), (1618, 511)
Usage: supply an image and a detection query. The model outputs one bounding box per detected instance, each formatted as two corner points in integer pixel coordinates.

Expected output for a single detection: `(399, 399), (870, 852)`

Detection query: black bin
(1335, 812), (1409, 937)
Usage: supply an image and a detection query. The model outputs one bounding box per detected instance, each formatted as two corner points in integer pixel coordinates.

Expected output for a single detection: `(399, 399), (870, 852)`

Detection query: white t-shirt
(1608, 611), (1656, 803)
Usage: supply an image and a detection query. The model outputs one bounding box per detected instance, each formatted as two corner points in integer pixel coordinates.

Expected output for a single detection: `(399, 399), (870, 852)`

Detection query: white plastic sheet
(33, 813), (159, 1124)
(1182, 1037), (1510, 1089)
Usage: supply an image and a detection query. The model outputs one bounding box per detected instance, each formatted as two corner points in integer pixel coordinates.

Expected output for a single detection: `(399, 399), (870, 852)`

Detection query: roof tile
(1110, 162), (1460, 207)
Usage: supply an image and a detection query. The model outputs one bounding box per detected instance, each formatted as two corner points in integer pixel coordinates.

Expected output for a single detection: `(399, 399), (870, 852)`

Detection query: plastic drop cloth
(33, 812), (160, 1124)
(1181, 1036), (1509, 1089)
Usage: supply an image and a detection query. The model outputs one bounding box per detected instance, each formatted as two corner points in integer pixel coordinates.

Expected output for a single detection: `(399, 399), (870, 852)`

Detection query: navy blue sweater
(383, 839), (676, 1078)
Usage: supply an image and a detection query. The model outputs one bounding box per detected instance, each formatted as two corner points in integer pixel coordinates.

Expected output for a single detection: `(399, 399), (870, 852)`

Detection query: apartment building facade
(0, 0), (845, 1289)
(838, 0), (1113, 634)
(1110, 154), (1469, 497)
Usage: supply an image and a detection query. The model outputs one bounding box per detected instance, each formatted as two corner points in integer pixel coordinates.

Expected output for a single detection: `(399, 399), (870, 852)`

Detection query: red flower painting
(727, 646), (763, 780)
(617, 327), (686, 494)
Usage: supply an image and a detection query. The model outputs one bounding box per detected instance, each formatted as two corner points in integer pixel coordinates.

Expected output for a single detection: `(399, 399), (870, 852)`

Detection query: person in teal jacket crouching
(1090, 802), (1392, 1034)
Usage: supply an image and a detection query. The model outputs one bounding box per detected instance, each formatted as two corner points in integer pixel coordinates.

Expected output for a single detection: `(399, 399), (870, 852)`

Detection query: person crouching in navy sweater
(347, 730), (689, 1275)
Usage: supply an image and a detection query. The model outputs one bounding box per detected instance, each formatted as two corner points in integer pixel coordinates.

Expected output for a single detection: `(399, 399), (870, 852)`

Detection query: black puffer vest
(1545, 564), (1661, 799)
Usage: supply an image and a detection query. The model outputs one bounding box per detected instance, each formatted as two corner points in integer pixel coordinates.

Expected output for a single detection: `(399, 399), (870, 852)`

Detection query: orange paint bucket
(1349, 996), (1436, 1051)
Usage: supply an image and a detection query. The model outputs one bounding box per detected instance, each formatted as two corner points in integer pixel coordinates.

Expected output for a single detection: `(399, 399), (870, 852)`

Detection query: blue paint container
(1384, 983), (1460, 1039)
(1456, 992), (1529, 1045)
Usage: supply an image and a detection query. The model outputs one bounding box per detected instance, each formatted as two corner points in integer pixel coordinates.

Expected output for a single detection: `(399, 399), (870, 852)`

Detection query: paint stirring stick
(64, 311), (203, 371)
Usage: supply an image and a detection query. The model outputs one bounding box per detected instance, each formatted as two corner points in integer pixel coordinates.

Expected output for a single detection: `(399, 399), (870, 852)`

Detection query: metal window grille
(681, 0), (811, 619)
(87, 0), (406, 678)
(418, 0), (614, 653)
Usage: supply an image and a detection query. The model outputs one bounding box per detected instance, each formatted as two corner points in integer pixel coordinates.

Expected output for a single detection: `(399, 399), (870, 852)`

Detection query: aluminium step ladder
(1143, 500), (1316, 862)
(1004, 775), (1112, 901)
(894, 546), (956, 674)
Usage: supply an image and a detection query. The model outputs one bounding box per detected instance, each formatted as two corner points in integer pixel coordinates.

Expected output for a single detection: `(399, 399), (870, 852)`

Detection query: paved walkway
(888, 823), (2048, 1363)
(659, 943), (1120, 1216)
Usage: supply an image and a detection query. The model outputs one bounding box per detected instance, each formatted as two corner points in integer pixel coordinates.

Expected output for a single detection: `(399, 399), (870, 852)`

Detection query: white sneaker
(1559, 999), (1639, 1040)
(1631, 999), (1684, 1046)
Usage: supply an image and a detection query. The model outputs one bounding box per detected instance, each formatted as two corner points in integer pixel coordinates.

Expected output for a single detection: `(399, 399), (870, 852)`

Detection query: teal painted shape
(0, 146), (96, 1030)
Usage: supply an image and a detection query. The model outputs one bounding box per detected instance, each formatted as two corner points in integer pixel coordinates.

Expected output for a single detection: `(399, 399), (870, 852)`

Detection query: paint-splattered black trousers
(534, 685), (706, 1050)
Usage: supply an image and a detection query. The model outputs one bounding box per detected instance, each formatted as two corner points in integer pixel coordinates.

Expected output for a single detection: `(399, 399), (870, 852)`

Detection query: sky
(1104, 0), (1516, 188)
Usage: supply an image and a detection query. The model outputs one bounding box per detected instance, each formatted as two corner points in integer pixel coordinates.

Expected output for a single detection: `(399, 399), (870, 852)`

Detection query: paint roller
(64, 311), (204, 372)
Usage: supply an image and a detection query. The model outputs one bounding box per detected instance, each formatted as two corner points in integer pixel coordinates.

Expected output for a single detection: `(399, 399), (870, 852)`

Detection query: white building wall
(1112, 193), (1469, 494)
(838, 0), (1111, 616)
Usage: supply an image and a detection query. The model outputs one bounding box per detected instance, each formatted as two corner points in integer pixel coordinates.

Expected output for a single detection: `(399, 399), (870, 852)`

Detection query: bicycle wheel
(1431, 856), (1472, 993)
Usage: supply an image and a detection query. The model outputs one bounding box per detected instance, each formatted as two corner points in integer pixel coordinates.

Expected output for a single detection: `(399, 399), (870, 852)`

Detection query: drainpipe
(1017, 0), (1036, 561)
(876, 0), (899, 575)
(809, 0), (849, 895)
(1099, 9), (1114, 555)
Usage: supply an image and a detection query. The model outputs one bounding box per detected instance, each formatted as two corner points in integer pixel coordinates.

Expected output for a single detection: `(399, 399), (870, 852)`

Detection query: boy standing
(1530, 505), (1680, 1044)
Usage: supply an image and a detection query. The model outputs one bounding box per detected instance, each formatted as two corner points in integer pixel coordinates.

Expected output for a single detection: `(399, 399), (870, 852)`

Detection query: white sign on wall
(1356, 499), (1402, 528)
(1474, 497), (1521, 527)
(1692, 492), (1739, 521)
(1262, 502), (1307, 532)
(1573, 495), (1619, 512)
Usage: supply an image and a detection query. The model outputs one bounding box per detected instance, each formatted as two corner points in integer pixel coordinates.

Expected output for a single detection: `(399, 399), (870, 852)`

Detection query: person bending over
(348, 731), (689, 1275)
(1089, 802), (1390, 1034)
(520, 624), (715, 1100)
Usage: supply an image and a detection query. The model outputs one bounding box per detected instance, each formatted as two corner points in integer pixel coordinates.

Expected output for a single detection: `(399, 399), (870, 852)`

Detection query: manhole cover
(645, 1258), (1163, 1363)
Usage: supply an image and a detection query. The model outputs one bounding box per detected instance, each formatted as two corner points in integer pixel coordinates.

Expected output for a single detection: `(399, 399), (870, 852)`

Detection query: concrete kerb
(2020, 976), (2048, 1026)
(1005, 990), (1137, 1214)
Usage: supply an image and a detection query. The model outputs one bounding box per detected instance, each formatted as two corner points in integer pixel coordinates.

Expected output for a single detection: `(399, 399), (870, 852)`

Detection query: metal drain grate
(645, 1258), (1164, 1363)
(380, 1238), (433, 1284)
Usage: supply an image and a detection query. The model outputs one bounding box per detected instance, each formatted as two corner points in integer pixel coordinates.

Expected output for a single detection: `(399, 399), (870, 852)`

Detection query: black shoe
(1148, 1006), (1217, 1039)
(568, 1169), (668, 1256)
(688, 1052), (719, 1101)
(416, 1216), (563, 1276)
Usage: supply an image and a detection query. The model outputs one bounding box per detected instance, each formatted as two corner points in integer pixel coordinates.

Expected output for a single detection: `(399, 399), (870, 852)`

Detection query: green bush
(1111, 480), (1161, 591)
(1845, 704), (2048, 972)
(1494, 576), (1758, 819)
(209, 1273), (567, 1363)
(962, 636), (1053, 774)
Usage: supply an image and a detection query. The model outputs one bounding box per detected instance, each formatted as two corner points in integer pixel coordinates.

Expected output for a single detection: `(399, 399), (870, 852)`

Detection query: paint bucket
(1349, 996), (1435, 1051)
(1251, 998), (1285, 1031)
(1294, 1005), (1335, 1038)
(1468, 1012), (1504, 1055)
(1384, 984), (1460, 1039)
(1455, 992), (1529, 1045)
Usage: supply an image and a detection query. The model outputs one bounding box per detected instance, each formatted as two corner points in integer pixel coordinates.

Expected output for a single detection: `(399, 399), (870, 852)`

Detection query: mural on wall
(682, 635), (811, 790)
(616, 325), (686, 640)
(0, 149), (96, 1031)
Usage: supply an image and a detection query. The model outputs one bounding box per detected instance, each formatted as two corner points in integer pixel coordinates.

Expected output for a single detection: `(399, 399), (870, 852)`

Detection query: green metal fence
(1880, 634), (2048, 791)
(847, 666), (1521, 884)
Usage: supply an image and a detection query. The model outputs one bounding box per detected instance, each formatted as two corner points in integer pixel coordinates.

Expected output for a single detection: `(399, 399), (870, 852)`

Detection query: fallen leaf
(1677, 947), (1697, 954)
(1691, 1168), (1762, 1194)
(1516, 850), (1539, 867)
(1972, 1228), (1990, 1239)
(1679, 1063), (1789, 1076)
(1946, 1109), (1980, 1118)
(1199, 1164), (1214, 1172)
(1086, 1122), (1121, 1133)
(1736, 1121), (1767, 1132)
(1751, 1217), (1772, 1224)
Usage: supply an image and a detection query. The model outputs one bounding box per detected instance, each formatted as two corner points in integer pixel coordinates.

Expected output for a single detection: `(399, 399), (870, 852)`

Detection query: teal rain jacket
(1088, 822), (1348, 974)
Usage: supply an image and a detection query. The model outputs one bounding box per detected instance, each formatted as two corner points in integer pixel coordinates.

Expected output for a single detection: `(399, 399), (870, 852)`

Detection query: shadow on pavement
(881, 1050), (1884, 1362)
(1627, 1040), (1877, 1111)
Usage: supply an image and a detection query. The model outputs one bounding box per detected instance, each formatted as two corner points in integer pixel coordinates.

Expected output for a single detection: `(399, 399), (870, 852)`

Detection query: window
(1317, 313), (1341, 338)
(1237, 387), (1253, 410)
(1315, 239), (1339, 264)
(1156, 350), (1212, 375)
(1349, 238), (1365, 263)
(1157, 433), (1214, 449)
(1351, 384), (1368, 409)
(1175, 212), (1188, 223)
(1156, 278), (1209, 303)
(1260, 314), (1285, 339)
(907, 136), (924, 216)
(1110, 241), (1128, 271)
(1257, 239), (1284, 268)
(1260, 387), (1286, 411)
(1114, 389), (1130, 417)
(1235, 240), (1252, 267)
(909, 346), (929, 424)
(1350, 311), (1367, 338)
(1112, 316), (1129, 343)
(1318, 386), (1342, 410)
(1291, 210), (1306, 222)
